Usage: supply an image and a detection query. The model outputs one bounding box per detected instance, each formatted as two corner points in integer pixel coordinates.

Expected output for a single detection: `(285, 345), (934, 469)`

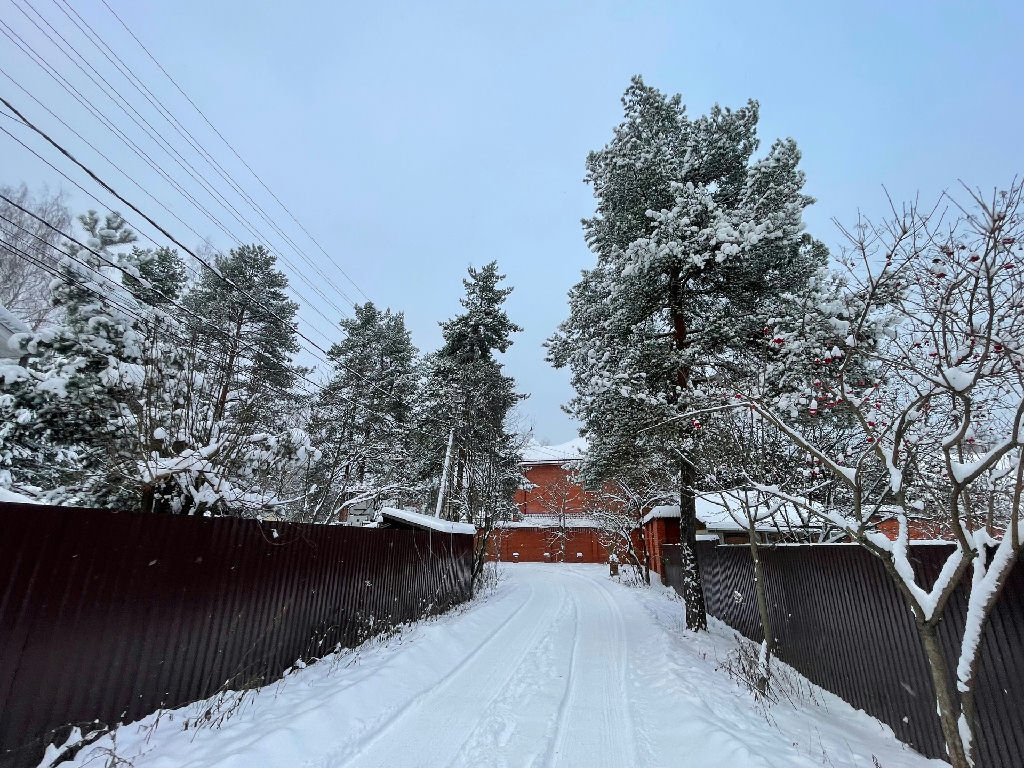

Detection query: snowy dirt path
(56, 564), (945, 768)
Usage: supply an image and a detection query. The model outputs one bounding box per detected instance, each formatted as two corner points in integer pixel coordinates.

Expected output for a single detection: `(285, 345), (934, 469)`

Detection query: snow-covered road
(56, 565), (943, 768)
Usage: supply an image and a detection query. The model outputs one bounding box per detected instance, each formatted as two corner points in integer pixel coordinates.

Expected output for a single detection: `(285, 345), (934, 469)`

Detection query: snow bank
(380, 507), (476, 535)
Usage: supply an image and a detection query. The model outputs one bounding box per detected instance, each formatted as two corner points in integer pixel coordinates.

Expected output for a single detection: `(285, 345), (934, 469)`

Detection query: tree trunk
(435, 425), (456, 518)
(214, 311), (245, 426)
(638, 518), (651, 585)
(919, 622), (971, 768)
(679, 462), (708, 631)
(748, 522), (773, 696)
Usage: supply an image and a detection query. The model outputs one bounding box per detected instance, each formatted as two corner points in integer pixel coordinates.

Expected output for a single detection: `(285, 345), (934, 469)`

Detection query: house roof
(520, 438), (587, 464)
(642, 493), (819, 532)
(379, 507), (476, 535)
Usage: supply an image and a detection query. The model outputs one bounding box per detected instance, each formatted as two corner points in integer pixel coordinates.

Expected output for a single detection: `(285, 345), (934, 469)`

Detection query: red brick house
(486, 440), (622, 564)
(488, 441), (958, 576)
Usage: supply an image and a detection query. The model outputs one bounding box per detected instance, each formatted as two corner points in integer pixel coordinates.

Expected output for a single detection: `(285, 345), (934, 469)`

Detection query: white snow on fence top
(641, 493), (818, 532)
(0, 487), (37, 504)
(379, 507), (476, 535)
(520, 437), (587, 464)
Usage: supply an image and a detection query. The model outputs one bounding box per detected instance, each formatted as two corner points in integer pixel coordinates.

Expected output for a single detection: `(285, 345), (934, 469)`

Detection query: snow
(939, 366), (973, 393)
(641, 495), (818, 533)
(640, 503), (680, 526)
(0, 487), (37, 503)
(380, 506), (476, 535)
(53, 565), (942, 768)
(497, 515), (601, 529)
(520, 437), (588, 464)
(0, 302), (31, 359)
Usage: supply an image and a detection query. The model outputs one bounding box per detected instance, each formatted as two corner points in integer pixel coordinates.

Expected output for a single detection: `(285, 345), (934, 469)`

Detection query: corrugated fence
(0, 502), (474, 768)
(661, 541), (1024, 766)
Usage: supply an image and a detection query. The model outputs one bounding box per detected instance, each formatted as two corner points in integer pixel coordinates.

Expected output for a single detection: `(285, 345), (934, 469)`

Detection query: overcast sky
(3, 0), (1022, 443)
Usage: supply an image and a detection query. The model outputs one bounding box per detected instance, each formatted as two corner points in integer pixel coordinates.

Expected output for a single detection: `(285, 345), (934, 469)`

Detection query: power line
(5, 3), (354, 328)
(0, 125), (402, 410)
(0, 98), (338, 360)
(98, 0), (371, 304)
(1, 64), (205, 282)
(0, 20), (240, 280)
(51, 0), (362, 311)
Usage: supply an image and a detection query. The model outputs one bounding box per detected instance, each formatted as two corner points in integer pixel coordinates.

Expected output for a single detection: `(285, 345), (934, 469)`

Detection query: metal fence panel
(660, 541), (1024, 766)
(0, 502), (474, 768)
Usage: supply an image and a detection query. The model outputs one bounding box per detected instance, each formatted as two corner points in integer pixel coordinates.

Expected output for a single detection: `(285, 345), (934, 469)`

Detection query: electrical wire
(4, 4), (354, 329)
(98, 0), (371, 304)
(51, 0), (361, 310)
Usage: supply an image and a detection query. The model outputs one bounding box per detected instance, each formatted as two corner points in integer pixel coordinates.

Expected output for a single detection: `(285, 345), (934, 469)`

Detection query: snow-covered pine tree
(548, 76), (820, 630)
(307, 302), (419, 523)
(184, 244), (303, 433)
(172, 243), (313, 516)
(415, 262), (525, 579)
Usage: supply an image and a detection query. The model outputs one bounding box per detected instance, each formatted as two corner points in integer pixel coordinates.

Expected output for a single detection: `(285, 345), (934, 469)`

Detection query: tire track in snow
(330, 576), (569, 768)
(541, 569), (638, 768)
(449, 578), (576, 768)
(537, 583), (582, 768)
(589, 573), (641, 766)
(313, 580), (539, 768)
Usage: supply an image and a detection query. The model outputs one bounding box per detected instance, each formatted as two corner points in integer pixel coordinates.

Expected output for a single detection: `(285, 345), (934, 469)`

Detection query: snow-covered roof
(379, 507), (476, 535)
(641, 505), (680, 526)
(520, 438), (587, 464)
(641, 493), (819, 532)
(496, 515), (600, 529)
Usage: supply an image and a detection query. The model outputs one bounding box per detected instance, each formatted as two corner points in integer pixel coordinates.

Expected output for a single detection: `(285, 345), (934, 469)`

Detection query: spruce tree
(416, 262), (524, 578)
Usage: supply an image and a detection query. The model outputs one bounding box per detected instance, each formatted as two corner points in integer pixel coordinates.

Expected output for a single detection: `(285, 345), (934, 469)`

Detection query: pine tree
(548, 77), (821, 630)
(416, 262), (524, 579)
(308, 302), (419, 522)
(170, 243), (311, 515)
(184, 244), (303, 434)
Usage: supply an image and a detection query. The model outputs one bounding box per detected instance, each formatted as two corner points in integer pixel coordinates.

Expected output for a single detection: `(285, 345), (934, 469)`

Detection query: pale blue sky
(3, 0), (1022, 442)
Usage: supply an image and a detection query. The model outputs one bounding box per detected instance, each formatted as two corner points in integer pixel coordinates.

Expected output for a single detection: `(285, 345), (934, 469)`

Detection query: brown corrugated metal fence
(660, 541), (1024, 766)
(0, 502), (474, 768)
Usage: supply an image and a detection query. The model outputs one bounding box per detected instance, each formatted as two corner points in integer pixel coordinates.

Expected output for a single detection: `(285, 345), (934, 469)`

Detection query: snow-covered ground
(52, 565), (943, 768)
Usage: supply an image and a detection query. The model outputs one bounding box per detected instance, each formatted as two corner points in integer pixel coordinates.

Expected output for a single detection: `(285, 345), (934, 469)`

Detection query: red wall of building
(489, 460), (658, 568)
(486, 527), (610, 563)
(642, 517), (680, 574)
(514, 463), (587, 515)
